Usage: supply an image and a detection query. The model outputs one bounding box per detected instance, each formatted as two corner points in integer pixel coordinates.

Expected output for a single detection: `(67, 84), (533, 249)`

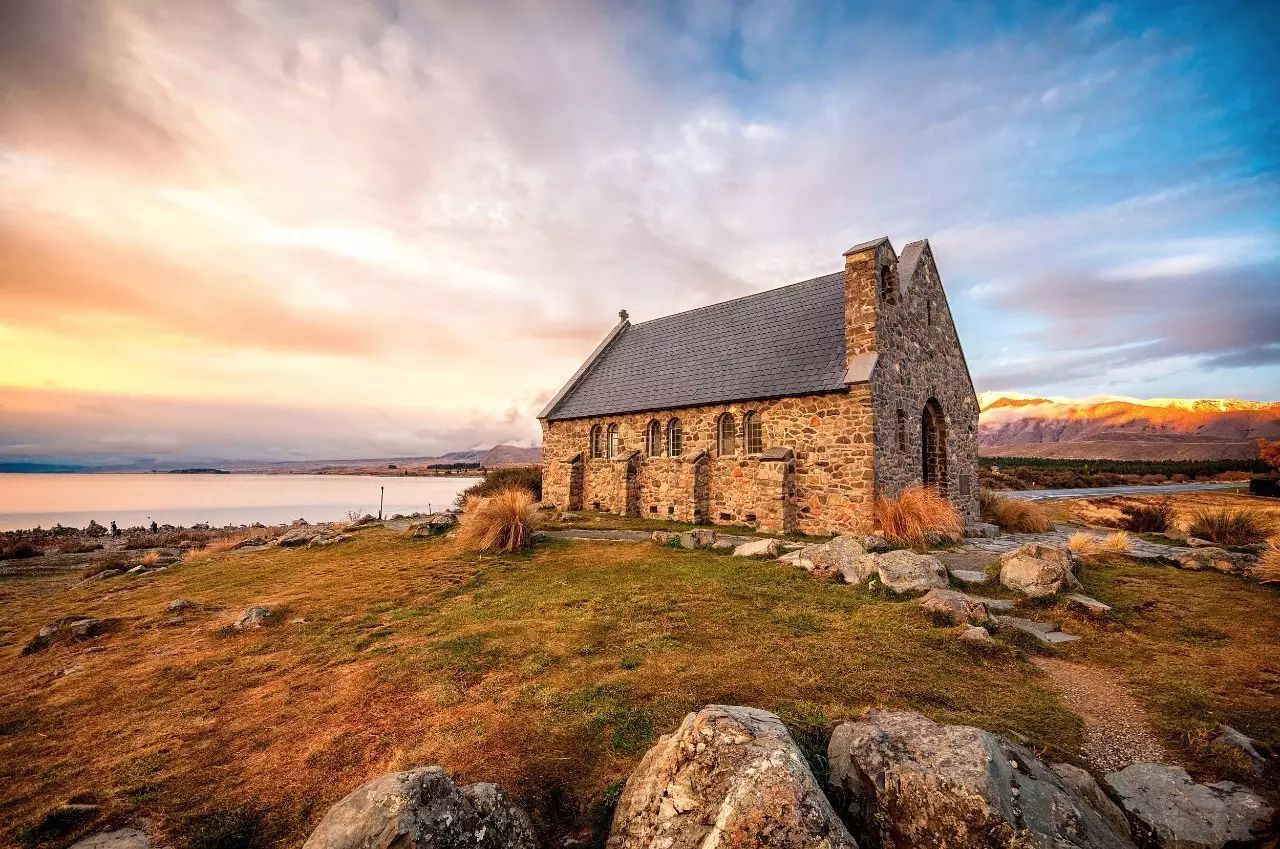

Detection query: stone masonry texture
(540, 237), (979, 535)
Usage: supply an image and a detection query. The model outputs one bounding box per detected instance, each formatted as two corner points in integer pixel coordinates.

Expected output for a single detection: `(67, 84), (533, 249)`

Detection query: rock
(67, 618), (103, 639)
(234, 605), (272, 629)
(999, 542), (1081, 598)
(678, 529), (717, 549)
(959, 625), (992, 643)
(1212, 724), (1268, 771)
(966, 521), (1000, 538)
(309, 533), (351, 548)
(873, 549), (948, 595)
(78, 569), (123, 585)
(410, 513), (457, 538)
(1105, 763), (1272, 849)
(918, 589), (990, 624)
(781, 534), (867, 578)
(949, 568), (991, 585)
(276, 530), (317, 548)
(1066, 594), (1112, 617)
(1186, 537), (1215, 548)
(711, 538), (736, 551)
(1172, 548), (1241, 574)
(1052, 763), (1134, 841)
(732, 537), (783, 558)
(860, 533), (891, 552)
(232, 535), (271, 549)
(301, 766), (537, 849)
(167, 598), (193, 612)
(69, 828), (150, 849)
(828, 709), (1136, 849)
(651, 531), (674, 545)
(837, 554), (881, 586)
(995, 615), (1080, 644)
(608, 704), (857, 849)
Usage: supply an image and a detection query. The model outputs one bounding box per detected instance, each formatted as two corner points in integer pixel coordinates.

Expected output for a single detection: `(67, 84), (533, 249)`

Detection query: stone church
(538, 236), (979, 535)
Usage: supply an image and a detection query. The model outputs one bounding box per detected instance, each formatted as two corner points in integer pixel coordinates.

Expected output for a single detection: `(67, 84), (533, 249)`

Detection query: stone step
(949, 568), (991, 585)
(1065, 594), (1111, 617)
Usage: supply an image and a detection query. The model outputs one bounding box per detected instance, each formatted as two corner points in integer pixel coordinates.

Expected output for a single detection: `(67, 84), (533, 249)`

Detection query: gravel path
(1033, 657), (1168, 774)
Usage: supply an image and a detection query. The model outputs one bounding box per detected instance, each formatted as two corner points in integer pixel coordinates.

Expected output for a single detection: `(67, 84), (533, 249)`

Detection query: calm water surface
(0, 473), (480, 531)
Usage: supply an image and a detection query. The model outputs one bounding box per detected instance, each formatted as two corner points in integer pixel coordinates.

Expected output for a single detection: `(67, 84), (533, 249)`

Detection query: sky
(1, 0), (1277, 467)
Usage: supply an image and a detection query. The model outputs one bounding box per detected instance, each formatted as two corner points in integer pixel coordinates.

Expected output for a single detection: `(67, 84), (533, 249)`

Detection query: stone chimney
(841, 236), (897, 382)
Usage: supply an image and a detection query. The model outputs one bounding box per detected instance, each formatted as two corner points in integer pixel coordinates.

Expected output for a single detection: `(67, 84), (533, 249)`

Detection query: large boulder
(999, 543), (1081, 598)
(607, 705), (857, 849)
(1171, 548), (1243, 574)
(302, 766), (537, 849)
(918, 589), (990, 625)
(827, 709), (1136, 849)
(234, 605), (272, 629)
(410, 513), (457, 538)
(873, 550), (948, 595)
(1104, 763), (1272, 849)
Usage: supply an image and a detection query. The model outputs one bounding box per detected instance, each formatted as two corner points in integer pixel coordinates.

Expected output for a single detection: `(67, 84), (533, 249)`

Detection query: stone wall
(541, 391), (875, 534)
(845, 241), (980, 525)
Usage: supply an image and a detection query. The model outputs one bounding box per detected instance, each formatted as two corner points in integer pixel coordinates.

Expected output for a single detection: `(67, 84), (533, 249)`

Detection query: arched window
(926, 300), (933, 326)
(667, 418), (682, 456)
(606, 424), (620, 458)
(896, 408), (907, 453)
(743, 411), (763, 455)
(589, 425), (603, 459)
(645, 419), (662, 456)
(717, 413), (736, 456)
(922, 398), (948, 490)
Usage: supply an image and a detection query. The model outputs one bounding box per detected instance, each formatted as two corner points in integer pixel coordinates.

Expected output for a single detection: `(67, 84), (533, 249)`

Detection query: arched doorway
(921, 398), (948, 491)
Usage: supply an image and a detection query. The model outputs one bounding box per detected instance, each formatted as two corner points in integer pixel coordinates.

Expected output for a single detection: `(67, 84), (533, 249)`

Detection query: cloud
(0, 0), (1277, 463)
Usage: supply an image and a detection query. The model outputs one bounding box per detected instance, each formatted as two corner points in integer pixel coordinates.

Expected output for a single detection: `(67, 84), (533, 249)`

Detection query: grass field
(1, 523), (1277, 848)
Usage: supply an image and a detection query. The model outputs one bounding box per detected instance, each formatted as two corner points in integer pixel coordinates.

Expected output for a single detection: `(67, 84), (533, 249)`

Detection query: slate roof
(542, 271), (852, 421)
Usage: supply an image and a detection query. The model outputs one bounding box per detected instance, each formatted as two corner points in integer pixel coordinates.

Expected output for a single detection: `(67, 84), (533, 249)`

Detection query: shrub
(1120, 500), (1174, 533)
(0, 541), (40, 560)
(874, 485), (963, 549)
(455, 466), (542, 507)
(978, 490), (1054, 533)
(455, 486), (542, 553)
(1186, 508), (1276, 547)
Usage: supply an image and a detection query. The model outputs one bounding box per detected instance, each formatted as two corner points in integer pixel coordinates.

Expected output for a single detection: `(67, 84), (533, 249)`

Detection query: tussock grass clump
(455, 486), (542, 553)
(1101, 530), (1130, 553)
(978, 490), (1054, 533)
(1259, 538), (1280, 584)
(1187, 508), (1275, 547)
(874, 485), (963, 549)
(1067, 532), (1101, 558)
(1120, 500), (1174, 533)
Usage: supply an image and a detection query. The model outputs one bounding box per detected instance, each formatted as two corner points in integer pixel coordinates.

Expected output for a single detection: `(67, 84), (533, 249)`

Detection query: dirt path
(1033, 657), (1169, 774)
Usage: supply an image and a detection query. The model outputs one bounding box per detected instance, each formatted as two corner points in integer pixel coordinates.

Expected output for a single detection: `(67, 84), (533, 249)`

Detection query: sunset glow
(2, 1), (1277, 467)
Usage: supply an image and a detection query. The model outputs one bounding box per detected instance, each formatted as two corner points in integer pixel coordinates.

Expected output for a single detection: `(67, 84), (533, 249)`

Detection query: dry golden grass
(1186, 507), (1276, 547)
(1100, 531), (1130, 553)
(454, 487), (542, 553)
(1057, 490), (1280, 536)
(1, 526), (1277, 848)
(978, 490), (1055, 533)
(1260, 538), (1280, 584)
(873, 485), (963, 549)
(1067, 532), (1101, 557)
(185, 528), (279, 561)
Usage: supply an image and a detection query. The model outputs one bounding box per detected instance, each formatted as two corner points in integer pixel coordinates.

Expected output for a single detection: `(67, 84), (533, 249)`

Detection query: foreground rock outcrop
(828, 709), (1137, 849)
(1105, 763), (1272, 849)
(608, 705), (857, 849)
(302, 766), (538, 849)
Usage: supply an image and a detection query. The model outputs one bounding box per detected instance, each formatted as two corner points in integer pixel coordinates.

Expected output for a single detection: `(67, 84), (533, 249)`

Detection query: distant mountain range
(226, 444), (543, 474)
(977, 394), (1280, 460)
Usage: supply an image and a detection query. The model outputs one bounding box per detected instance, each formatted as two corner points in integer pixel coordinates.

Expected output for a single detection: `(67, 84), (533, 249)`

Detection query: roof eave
(537, 318), (630, 420)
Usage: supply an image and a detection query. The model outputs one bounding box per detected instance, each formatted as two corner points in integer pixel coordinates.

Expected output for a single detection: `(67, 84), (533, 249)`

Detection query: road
(1006, 481), (1246, 501)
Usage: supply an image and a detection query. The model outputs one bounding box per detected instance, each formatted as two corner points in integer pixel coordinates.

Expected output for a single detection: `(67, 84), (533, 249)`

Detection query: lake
(0, 473), (481, 531)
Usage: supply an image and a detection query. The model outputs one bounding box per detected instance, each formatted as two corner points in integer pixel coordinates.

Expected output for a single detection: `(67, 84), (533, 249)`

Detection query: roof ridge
(630, 270), (842, 329)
